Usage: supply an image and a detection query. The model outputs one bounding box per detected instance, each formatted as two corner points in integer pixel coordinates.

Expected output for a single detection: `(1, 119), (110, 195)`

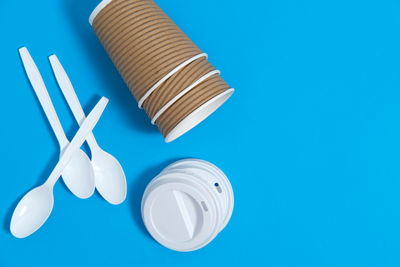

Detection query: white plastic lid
(142, 175), (219, 251)
(141, 159), (233, 252)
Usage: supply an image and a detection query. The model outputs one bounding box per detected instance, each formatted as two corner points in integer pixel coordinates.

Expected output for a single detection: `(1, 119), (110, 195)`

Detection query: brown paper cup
(90, 0), (234, 142)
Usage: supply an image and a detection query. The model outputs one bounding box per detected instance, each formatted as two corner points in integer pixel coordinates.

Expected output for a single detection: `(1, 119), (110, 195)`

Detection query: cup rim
(165, 88), (234, 143)
(89, 0), (113, 25)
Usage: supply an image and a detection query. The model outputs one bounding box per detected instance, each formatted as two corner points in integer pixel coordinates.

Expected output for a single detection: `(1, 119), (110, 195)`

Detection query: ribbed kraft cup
(90, 0), (234, 142)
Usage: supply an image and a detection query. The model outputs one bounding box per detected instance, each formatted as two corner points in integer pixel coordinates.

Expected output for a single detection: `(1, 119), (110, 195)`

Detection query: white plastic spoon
(10, 97), (109, 238)
(49, 55), (127, 205)
(19, 47), (95, 199)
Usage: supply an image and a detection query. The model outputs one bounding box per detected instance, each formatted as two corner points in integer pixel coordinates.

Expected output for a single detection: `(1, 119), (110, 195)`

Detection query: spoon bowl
(49, 54), (127, 205)
(61, 149), (95, 199)
(92, 148), (127, 205)
(10, 185), (54, 238)
(10, 97), (109, 238)
(19, 47), (95, 199)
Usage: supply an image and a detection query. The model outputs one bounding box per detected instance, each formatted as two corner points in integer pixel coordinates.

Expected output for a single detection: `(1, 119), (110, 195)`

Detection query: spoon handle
(46, 97), (109, 187)
(19, 47), (69, 150)
(49, 55), (99, 149)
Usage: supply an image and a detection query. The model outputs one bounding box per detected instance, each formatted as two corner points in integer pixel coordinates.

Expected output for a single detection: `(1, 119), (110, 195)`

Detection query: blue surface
(1, 0), (400, 266)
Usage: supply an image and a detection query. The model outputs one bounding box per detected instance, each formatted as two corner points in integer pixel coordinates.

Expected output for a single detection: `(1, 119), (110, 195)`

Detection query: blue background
(1, 0), (400, 266)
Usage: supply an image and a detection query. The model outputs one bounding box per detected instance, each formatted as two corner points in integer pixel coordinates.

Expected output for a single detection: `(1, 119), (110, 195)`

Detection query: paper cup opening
(165, 89), (234, 143)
